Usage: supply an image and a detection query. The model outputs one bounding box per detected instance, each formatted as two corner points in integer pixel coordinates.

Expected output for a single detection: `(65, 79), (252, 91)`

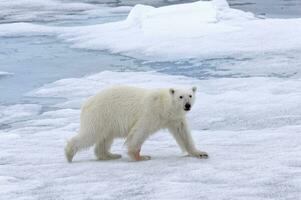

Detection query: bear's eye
(179, 96), (183, 99)
(189, 95), (192, 98)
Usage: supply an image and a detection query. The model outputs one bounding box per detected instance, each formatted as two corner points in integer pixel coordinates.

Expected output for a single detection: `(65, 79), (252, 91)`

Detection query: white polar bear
(65, 86), (208, 162)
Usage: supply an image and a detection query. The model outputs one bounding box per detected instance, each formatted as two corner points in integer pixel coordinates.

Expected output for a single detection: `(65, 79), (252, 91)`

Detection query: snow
(1, 0), (301, 60)
(0, 104), (41, 124)
(1, 71), (301, 199)
(59, 0), (301, 60)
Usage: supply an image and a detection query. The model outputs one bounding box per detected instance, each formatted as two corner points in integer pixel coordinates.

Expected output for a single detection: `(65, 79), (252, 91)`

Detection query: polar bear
(65, 86), (208, 162)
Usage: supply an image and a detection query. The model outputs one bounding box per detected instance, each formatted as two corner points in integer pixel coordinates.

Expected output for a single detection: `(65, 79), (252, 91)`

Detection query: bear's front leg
(168, 119), (209, 159)
(128, 148), (151, 161)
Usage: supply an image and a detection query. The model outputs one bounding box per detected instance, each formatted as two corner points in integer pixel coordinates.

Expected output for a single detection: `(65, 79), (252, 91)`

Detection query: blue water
(0, 37), (140, 104)
(0, 0), (301, 106)
(228, 0), (301, 18)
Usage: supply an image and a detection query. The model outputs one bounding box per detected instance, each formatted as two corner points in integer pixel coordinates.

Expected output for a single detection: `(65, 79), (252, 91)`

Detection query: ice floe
(28, 71), (301, 130)
(1, 71), (301, 199)
(1, 0), (301, 60)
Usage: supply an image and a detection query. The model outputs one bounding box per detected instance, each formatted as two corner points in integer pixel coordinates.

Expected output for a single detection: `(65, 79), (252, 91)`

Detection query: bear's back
(83, 85), (148, 111)
(80, 86), (151, 136)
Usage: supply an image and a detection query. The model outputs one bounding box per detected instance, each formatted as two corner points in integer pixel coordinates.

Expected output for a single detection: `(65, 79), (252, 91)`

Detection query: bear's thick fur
(65, 86), (208, 162)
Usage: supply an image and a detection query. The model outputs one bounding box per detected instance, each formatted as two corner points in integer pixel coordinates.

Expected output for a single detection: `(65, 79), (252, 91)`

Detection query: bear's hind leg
(94, 136), (121, 160)
(126, 123), (152, 161)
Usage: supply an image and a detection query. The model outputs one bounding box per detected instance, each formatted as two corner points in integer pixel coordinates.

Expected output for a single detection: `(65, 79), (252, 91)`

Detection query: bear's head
(169, 86), (197, 113)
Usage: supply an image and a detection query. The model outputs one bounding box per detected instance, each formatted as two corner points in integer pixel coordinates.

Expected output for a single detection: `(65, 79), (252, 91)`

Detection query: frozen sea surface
(0, 0), (301, 200)
(1, 71), (301, 200)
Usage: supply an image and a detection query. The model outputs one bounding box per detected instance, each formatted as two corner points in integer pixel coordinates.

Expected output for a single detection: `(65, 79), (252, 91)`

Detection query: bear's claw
(191, 151), (209, 159)
(199, 154), (208, 158)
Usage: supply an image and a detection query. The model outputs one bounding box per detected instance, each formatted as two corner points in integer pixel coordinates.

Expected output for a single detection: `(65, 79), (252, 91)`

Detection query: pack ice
(1, 0), (301, 60)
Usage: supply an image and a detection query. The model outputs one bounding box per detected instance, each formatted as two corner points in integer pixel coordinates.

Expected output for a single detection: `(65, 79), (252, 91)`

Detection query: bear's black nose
(184, 103), (191, 110)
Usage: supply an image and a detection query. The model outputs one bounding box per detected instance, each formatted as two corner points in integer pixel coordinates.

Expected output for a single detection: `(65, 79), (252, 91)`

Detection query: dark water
(228, 0), (301, 18)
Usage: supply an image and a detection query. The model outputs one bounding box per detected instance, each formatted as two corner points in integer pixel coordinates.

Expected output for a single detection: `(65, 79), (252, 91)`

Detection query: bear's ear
(169, 88), (175, 95)
(192, 86), (197, 93)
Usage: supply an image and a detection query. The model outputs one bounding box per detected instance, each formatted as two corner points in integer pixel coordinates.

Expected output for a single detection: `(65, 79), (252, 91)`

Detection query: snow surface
(1, 71), (301, 199)
(1, 0), (301, 60)
(0, 104), (41, 125)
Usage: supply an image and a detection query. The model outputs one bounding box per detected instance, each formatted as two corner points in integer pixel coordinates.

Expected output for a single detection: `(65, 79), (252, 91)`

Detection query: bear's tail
(64, 133), (96, 163)
(65, 139), (76, 163)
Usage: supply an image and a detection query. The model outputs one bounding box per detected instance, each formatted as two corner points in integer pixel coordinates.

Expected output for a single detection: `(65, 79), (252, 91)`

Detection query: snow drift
(62, 0), (300, 59)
